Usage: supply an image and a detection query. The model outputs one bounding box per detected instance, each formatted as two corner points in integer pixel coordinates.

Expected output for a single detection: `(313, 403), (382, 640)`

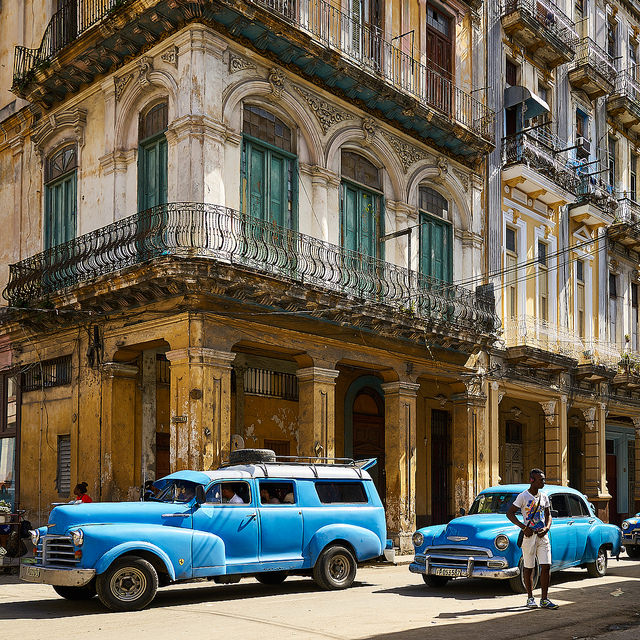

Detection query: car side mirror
(195, 485), (206, 505)
(459, 507), (466, 516)
(550, 509), (558, 518)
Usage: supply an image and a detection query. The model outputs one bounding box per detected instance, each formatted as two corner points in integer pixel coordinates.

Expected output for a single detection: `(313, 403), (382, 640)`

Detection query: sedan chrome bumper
(409, 553), (519, 580)
(20, 564), (96, 586)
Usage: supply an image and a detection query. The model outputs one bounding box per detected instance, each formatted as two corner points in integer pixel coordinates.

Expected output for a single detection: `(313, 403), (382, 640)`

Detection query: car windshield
(152, 480), (200, 503)
(469, 492), (518, 515)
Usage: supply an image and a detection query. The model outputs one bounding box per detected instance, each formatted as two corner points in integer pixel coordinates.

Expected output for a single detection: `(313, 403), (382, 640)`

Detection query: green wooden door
(138, 135), (167, 212)
(419, 211), (452, 282)
(341, 181), (379, 257)
(45, 172), (77, 249)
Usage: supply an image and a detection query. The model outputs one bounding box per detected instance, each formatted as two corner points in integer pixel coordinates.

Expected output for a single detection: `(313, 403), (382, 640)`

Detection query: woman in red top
(72, 482), (92, 504)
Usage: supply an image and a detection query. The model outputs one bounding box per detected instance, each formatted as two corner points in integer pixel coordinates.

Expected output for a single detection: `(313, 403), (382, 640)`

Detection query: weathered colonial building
(487, 0), (640, 524)
(0, 0), (497, 550)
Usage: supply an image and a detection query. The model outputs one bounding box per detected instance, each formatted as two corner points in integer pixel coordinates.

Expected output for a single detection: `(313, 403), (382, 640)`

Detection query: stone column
(165, 348), (234, 471)
(233, 363), (246, 437)
(488, 382), (503, 486)
(100, 363), (139, 502)
(542, 395), (568, 485)
(141, 351), (157, 484)
(451, 381), (488, 514)
(585, 403), (611, 519)
(296, 367), (339, 459)
(633, 418), (640, 513)
(382, 381), (419, 553)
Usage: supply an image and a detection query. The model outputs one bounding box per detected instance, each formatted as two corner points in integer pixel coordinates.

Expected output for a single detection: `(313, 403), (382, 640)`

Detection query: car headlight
(412, 532), (424, 548)
(494, 534), (509, 551)
(29, 529), (40, 546)
(70, 529), (84, 546)
(622, 521), (629, 530)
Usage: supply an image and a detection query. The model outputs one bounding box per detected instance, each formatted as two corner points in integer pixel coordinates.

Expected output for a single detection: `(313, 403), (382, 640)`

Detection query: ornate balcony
(501, 0), (577, 69)
(607, 198), (640, 251)
(568, 37), (616, 100)
(502, 130), (580, 198)
(2, 203), (499, 348)
(12, 0), (494, 163)
(569, 175), (617, 226)
(607, 72), (640, 132)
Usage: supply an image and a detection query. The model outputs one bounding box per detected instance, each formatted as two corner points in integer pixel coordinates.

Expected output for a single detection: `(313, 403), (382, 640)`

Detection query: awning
(504, 85), (551, 121)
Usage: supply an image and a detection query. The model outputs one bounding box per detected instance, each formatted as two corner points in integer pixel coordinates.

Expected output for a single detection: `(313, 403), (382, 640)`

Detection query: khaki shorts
(521, 532), (551, 568)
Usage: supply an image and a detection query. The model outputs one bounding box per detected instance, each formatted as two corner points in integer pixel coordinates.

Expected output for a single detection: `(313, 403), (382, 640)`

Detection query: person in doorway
(71, 482), (93, 504)
(507, 468), (558, 609)
(222, 485), (244, 504)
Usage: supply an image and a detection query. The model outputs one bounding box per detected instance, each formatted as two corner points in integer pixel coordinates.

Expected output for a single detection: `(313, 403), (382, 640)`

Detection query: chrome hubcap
(328, 554), (350, 583)
(596, 551), (606, 573)
(111, 567), (147, 601)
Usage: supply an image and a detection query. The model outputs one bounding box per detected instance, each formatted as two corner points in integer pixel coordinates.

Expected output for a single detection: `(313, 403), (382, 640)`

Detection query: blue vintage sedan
(621, 513), (640, 557)
(410, 484), (622, 592)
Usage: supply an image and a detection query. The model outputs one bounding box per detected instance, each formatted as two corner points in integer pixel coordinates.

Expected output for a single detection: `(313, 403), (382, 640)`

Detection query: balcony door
(45, 145), (77, 250)
(350, 0), (383, 69)
(425, 3), (453, 114)
(418, 187), (452, 283)
(53, 0), (78, 54)
(138, 102), (168, 212)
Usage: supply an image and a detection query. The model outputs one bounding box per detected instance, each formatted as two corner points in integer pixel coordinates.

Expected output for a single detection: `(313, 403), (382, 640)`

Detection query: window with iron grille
(244, 368), (298, 401)
(57, 434), (71, 496)
(22, 355), (72, 392)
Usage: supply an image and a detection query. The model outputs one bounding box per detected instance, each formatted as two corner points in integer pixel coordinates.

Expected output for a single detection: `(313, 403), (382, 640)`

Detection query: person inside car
(222, 486), (244, 504)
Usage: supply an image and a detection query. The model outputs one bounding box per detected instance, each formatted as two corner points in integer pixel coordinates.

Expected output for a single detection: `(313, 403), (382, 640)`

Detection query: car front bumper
(20, 564), (96, 587)
(409, 553), (519, 580)
(622, 532), (639, 545)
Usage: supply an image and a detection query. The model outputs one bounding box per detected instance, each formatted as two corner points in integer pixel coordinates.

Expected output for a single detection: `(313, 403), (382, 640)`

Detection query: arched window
(138, 101), (168, 211)
(44, 144), (78, 249)
(418, 186), (452, 282)
(340, 150), (382, 258)
(241, 105), (296, 228)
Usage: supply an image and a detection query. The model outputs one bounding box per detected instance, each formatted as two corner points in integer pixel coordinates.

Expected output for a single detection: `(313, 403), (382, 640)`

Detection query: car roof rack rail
(220, 455), (377, 477)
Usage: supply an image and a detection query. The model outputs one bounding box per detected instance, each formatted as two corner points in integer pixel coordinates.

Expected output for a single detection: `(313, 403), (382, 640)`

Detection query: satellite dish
(231, 435), (245, 450)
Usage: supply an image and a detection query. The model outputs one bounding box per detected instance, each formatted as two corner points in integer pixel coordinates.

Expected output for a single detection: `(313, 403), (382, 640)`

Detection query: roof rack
(220, 455), (376, 478)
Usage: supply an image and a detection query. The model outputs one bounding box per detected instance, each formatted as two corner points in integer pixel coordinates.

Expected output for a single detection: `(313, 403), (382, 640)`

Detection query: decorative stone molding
(161, 46), (179, 68)
(229, 53), (256, 74)
(299, 163), (341, 187)
(165, 347), (235, 368)
(540, 400), (557, 426)
(382, 131), (431, 173)
(100, 362), (138, 378)
(166, 114), (229, 146)
(361, 117), (376, 145)
(138, 56), (154, 89)
(99, 149), (136, 176)
(296, 367), (340, 384)
(114, 73), (133, 101)
(293, 85), (352, 134)
(452, 166), (470, 190)
(632, 416), (640, 436)
(31, 107), (88, 157)
(268, 67), (286, 99)
(433, 156), (449, 184)
(582, 406), (597, 430)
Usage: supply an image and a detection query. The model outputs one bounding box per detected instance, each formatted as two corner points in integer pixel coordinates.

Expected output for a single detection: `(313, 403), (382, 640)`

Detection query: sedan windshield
(469, 492), (518, 515)
(152, 480), (200, 503)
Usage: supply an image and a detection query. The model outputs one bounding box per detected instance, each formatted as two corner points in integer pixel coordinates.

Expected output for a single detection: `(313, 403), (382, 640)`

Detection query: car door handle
(247, 513), (257, 520)
(588, 519), (595, 524)
(161, 513), (190, 518)
(568, 521), (574, 525)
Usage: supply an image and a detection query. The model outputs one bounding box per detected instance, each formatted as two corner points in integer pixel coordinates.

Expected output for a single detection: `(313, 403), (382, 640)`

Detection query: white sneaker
(526, 597), (538, 609)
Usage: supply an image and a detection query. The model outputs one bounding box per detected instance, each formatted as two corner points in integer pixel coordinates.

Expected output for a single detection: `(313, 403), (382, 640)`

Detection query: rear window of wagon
(315, 482), (368, 504)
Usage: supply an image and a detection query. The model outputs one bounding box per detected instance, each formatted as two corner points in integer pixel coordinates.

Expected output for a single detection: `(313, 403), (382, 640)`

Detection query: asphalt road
(1, 557), (639, 640)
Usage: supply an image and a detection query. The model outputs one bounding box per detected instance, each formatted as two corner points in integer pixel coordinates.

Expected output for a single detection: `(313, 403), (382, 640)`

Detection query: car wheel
(586, 546), (608, 577)
(626, 545), (640, 559)
(53, 580), (96, 600)
(509, 558), (539, 594)
(96, 556), (158, 612)
(422, 574), (449, 588)
(255, 571), (287, 585)
(313, 545), (357, 590)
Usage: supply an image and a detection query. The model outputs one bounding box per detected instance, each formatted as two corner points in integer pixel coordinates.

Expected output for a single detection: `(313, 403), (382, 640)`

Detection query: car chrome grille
(422, 545), (493, 568)
(35, 536), (78, 567)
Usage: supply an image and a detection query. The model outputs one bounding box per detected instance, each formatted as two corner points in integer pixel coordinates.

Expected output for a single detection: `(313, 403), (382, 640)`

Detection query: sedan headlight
(70, 529), (84, 546)
(412, 532), (424, 548)
(494, 534), (509, 551)
(622, 521), (629, 530)
(29, 529), (40, 546)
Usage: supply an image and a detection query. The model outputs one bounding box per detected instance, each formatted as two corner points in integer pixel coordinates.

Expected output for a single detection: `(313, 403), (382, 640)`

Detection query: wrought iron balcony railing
(3, 203), (499, 336)
(574, 175), (618, 215)
(502, 0), (577, 53)
(614, 198), (640, 225)
(612, 70), (640, 105)
(570, 37), (617, 84)
(502, 130), (580, 194)
(13, 0), (494, 144)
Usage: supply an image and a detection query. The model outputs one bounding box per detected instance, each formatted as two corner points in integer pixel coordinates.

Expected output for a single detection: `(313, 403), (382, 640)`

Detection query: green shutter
(360, 190), (376, 257)
(45, 172), (77, 249)
(420, 211), (452, 283)
(342, 184), (359, 252)
(268, 153), (285, 227)
(248, 142), (266, 220)
(138, 135), (168, 211)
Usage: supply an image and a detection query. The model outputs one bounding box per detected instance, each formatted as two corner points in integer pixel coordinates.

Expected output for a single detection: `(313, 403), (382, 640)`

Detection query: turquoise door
(341, 182), (379, 257)
(419, 211), (452, 282)
(138, 135), (167, 211)
(45, 172), (76, 249)
(548, 493), (577, 568)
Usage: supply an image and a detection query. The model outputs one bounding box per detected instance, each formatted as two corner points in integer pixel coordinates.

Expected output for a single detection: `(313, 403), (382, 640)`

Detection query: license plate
(24, 567), (40, 578)
(433, 568), (464, 577)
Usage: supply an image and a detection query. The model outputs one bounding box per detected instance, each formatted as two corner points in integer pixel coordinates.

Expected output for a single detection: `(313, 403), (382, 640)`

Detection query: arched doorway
(352, 387), (385, 503)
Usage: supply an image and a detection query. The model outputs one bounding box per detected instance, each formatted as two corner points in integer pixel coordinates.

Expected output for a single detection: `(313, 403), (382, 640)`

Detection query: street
(1, 557), (639, 640)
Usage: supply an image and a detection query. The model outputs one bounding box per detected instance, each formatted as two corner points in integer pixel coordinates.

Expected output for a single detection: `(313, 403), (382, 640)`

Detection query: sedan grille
(35, 536), (79, 567)
(422, 545), (493, 569)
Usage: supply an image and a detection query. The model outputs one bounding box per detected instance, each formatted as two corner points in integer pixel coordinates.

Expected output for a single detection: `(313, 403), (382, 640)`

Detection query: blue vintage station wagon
(621, 512), (640, 557)
(21, 452), (386, 610)
(410, 484), (622, 592)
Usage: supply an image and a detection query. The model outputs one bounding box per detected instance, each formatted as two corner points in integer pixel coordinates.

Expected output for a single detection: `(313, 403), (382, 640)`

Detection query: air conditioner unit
(576, 136), (590, 159)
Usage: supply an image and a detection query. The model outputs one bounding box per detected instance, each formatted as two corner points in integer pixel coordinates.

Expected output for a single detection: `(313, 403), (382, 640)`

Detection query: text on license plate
(24, 567), (40, 578)
(433, 568), (464, 577)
